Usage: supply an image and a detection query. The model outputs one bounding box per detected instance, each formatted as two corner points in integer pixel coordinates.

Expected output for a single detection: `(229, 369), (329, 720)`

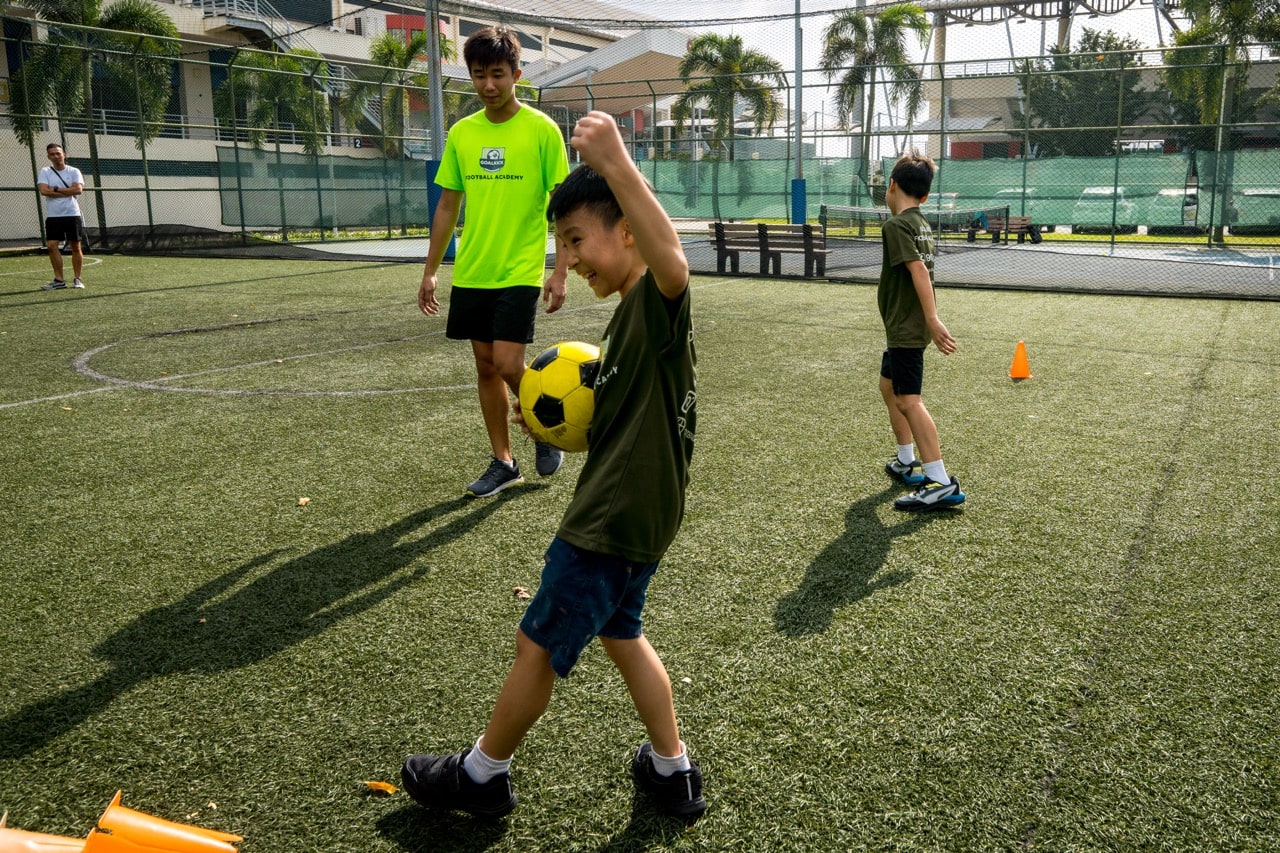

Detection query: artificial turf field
(1, 253), (1277, 851)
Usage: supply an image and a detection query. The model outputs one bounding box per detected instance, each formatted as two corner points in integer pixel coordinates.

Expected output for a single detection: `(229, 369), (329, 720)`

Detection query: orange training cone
(1009, 340), (1032, 380)
(0, 811), (86, 852)
(82, 792), (241, 852)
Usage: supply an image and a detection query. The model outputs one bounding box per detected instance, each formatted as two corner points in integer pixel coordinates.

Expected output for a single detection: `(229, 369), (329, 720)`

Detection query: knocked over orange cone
(0, 812), (85, 852)
(1009, 340), (1032, 380)
(83, 793), (241, 853)
(0, 794), (240, 853)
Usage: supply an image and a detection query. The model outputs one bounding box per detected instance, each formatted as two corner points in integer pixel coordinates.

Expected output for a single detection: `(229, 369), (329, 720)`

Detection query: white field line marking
(1, 277), (741, 410)
(0, 256), (105, 278)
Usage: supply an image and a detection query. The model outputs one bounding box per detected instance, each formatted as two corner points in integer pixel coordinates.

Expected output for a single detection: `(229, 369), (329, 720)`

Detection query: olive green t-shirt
(878, 206), (936, 348)
(556, 270), (697, 563)
(435, 105), (569, 289)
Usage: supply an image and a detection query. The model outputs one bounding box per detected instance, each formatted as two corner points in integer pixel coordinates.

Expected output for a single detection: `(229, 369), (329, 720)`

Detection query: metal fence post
(132, 41), (156, 246)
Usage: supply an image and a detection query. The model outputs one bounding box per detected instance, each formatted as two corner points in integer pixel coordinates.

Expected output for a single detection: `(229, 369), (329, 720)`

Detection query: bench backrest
(710, 222), (764, 248)
(709, 222), (826, 249)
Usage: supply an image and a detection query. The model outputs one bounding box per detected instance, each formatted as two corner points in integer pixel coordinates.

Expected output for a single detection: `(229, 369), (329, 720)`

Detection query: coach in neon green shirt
(419, 26), (570, 497)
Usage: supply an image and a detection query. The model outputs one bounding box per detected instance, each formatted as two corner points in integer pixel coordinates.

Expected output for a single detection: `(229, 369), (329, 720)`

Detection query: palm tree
(341, 30), (456, 158)
(820, 3), (930, 205)
(1164, 0), (1271, 241)
(9, 0), (180, 242)
(213, 48), (331, 156)
(213, 48), (332, 239)
(672, 34), (785, 220)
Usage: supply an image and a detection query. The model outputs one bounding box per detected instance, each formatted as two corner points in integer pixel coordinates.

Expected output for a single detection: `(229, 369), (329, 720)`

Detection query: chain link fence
(2, 15), (1278, 296)
(0, 17), (481, 251)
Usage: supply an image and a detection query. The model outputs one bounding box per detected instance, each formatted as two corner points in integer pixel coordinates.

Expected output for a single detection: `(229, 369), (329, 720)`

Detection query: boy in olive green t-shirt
(402, 112), (704, 821)
(878, 152), (965, 510)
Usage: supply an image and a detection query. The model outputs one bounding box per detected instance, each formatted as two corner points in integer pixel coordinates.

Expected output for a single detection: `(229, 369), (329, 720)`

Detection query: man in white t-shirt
(37, 143), (86, 290)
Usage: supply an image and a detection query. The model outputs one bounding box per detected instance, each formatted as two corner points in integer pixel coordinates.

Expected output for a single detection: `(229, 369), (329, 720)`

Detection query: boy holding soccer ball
(402, 112), (703, 819)
(878, 152), (965, 510)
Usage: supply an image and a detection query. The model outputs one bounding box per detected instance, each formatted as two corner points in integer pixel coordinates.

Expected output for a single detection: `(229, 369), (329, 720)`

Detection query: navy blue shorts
(881, 347), (925, 396)
(519, 536), (661, 678)
(446, 285), (539, 344)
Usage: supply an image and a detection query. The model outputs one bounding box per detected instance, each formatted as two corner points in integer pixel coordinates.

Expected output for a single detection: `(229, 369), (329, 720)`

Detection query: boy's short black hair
(547, 164), (625, 226)
(890, 151), (936, 201)
(46, 143), (64, 153)
(464, 26), (520, 72)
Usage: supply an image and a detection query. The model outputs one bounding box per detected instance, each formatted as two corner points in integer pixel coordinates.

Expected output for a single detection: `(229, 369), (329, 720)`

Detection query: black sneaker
(465, 457), (523, 498)
(42, 279), (66, 290)
(884, 457), (925, 485)
(893, 476), (966, 511)
(534, 441), (564, 477)
(631, 742), (706, 819)
(401, 749), (517, 819)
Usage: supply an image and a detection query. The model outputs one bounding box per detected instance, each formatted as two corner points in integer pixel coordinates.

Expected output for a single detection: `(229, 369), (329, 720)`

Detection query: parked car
(1071, 186), (1137, 233)
(922, 192), (963, 229)
(1147, 188), (1203, 234)
(1229, 188), (1280, 235)
(990, 187), (1053, 232)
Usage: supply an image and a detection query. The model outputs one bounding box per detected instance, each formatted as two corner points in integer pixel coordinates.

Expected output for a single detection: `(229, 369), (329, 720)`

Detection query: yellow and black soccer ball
(518, 341), (600, 453)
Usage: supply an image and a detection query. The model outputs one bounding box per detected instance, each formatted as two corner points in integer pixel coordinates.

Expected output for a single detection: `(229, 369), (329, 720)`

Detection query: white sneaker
(42, 279), (66, 290)
(72, 278), (85, 289)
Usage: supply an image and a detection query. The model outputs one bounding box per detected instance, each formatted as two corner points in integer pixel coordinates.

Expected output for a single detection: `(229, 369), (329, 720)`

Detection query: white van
(1071, 187), (1137, 234)
(1147, 188), (1201, 234)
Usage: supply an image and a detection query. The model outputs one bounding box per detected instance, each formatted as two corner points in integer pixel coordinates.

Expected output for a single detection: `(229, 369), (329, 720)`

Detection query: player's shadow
(773, 484), (950, 637)
(374, 778), (692, 851)
(595, 788), (702, 851)
(375, 804), (509, 852)
(0, 494), (512, 760)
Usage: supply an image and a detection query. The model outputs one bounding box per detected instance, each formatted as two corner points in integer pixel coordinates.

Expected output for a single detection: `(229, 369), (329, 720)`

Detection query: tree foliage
(673, 33), (784, 220)
(820, 3), (929, 185)
(673, 33), (786, 159)
(1164, 0), (1276, 142)
(8, 0), (180, 149)
(213, 48), (332, 156)
(1013, 29), (1149, 158)
(340, 31), (456, 158)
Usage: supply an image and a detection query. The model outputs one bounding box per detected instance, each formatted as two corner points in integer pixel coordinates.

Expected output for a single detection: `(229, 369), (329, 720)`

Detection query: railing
(60, 110), (189, 139)
(213, 116), (310, 147)
(192, 0), (317, 53)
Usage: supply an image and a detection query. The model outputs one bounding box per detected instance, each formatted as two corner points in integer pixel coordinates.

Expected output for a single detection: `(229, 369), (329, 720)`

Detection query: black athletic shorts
(45, 216), (81, 244)
(446, 285), (540, 344)
(881, 347), (925, 397)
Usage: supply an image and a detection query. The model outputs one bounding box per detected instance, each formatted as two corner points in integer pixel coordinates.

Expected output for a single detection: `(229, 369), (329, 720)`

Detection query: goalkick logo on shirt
(479, 148), (505, 172)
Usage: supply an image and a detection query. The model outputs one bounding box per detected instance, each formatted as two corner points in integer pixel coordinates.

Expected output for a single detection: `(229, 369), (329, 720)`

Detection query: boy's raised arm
(570, 111), (688, 299)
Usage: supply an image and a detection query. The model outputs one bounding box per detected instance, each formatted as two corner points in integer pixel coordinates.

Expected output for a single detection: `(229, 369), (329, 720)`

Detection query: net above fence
(819, 203), (1015, 240)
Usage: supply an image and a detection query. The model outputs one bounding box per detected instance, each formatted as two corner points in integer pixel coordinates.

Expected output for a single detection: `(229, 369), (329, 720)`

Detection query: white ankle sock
(922, 460), (949, 484)
(897, 445), (915, 465)
(462, 738), (511, 784)
(650, 742), (691, 777)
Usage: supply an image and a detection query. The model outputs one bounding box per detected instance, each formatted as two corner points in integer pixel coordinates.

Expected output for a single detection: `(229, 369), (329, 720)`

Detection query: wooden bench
(709, 222), (829, 277)
(967, 214), (1042, 245)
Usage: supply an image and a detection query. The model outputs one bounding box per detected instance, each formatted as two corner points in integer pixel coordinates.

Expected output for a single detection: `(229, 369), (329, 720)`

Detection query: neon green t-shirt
(435, 105), (569, 289)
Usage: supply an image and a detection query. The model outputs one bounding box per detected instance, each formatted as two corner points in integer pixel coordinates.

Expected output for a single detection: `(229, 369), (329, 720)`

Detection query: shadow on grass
(376, 804), (509, 852)
(595, 788), (703, 852)
(374, 788), (696, 852)
(773, 484), (956, 636)
(0, 494), (515, 760)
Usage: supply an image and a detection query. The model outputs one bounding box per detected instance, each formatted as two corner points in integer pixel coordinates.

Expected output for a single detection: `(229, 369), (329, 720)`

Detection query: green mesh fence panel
(216, 147), (431, 231)
(635, 157), (875, 222)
